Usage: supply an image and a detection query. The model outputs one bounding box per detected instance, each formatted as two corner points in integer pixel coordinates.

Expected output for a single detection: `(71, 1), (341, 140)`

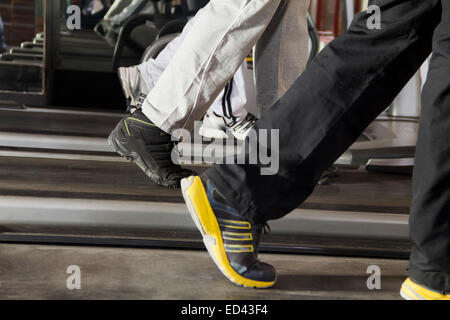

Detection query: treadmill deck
(0, 105), (413, 257)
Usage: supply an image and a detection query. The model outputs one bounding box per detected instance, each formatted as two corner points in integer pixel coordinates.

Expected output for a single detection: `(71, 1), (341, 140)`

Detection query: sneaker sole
(400, 278), (450, 300)
(181, 176), (276, 289)
(108, 125), (180, 189)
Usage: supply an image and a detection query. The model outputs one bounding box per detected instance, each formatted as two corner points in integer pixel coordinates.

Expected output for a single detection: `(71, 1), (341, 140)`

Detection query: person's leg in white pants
(108, 0), (310, 188)
(136, 11), (257, 140)
(137, 14), (254, 123)
(141, 0), (283, 136)
(142, 0), (310, 136)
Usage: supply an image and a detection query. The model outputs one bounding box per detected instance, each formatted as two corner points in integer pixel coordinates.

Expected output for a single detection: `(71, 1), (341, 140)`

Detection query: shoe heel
(108, 130), (135, 162)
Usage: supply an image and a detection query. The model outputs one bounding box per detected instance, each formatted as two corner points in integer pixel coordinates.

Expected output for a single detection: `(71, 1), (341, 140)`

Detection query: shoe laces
(255, 222), (271, 236)
(253, 222), (270, 256)
(262, 222), (271, 235)
(226, 113), (257, 133)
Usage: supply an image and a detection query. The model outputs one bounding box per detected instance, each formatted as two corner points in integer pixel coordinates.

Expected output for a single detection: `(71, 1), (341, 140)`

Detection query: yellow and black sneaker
(400, 278), (450, 300)
(108, 109), (194, 188)
(181, 175), (277, 288)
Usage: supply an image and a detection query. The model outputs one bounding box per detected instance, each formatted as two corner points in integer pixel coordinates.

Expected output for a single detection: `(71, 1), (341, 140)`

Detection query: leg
(255, 0), (310, 115)
(139, 14), (255, 122)
(110, 1), (283, 188)
(206, 0), (441, 223)
(129, 13), (258, 140)
(208, 61), (254, 120)
(181, 0), (441, 289)
(200, 61), (259, 141)
(137, 32), (186, 91)
(408, 0), (450, 292)
(142, 0), (282, 136)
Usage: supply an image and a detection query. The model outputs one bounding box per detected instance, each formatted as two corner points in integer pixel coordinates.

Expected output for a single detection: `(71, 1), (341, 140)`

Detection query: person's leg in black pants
(207, 0), (440, 222)
(181, 0), (448, 291)
(408, 0), (450, 293)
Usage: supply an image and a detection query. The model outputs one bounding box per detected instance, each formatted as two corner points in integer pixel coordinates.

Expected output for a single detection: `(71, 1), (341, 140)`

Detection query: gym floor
(0, 243), (407, 300)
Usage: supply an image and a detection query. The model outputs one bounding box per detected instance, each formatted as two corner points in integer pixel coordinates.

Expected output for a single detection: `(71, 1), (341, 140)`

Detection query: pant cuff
(408, 267), (450, 293)
(204, 166), (261, 223)
(141, 101), (176, 135)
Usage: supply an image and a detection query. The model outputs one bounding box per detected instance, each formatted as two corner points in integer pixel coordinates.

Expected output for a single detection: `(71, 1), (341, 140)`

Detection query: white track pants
(137, 13), (255, 121)
(141, 0), (310, 136)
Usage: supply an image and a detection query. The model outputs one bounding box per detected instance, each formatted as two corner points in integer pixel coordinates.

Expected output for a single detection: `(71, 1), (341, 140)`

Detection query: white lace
(222, 113), (257, 134)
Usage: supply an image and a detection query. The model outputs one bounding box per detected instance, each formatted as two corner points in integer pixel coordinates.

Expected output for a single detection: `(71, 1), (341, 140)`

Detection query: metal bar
(315, 0), (323, 31)
(0, 149), (125, 163)
(0, 92), (46, 106)
(0, 196), (410, 241)
(44, 0), (61, 104)
(0, 132), (111, 153)
(332, 0), (341, 37)
(345, 0), (355, 29)
(355, 0), (362, 13)
(0, 105), (125, 117)
(0, 234), (410, 259)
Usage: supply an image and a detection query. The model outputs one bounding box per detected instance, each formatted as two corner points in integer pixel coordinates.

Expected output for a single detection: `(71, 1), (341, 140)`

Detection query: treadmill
(0, 0), (413, 261)
(0, 102), (412, 259)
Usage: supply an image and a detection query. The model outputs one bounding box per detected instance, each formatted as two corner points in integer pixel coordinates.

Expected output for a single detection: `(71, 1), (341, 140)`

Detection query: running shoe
(181, 175), (277, 288)
(400, 278), (450, 300)
(108, 109), (194, 188)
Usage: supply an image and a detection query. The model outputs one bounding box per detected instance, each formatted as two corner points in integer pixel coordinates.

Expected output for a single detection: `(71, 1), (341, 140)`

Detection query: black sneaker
(181, 175), (277, 288)
(108, 110), (194, 188)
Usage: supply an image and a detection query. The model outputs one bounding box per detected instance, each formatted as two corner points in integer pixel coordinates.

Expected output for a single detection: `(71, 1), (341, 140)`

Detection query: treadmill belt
(0, 155), (411, 213)
(0, 108), (122, 137)
(0, 105), (412, 257)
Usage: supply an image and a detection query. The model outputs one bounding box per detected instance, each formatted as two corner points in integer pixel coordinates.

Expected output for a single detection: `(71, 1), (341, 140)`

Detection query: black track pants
(206, 0), (450, 291)
(408, 0), (450, 292)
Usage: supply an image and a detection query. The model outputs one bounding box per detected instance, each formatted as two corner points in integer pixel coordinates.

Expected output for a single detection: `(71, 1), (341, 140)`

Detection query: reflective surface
(0, 2), (44, 93)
